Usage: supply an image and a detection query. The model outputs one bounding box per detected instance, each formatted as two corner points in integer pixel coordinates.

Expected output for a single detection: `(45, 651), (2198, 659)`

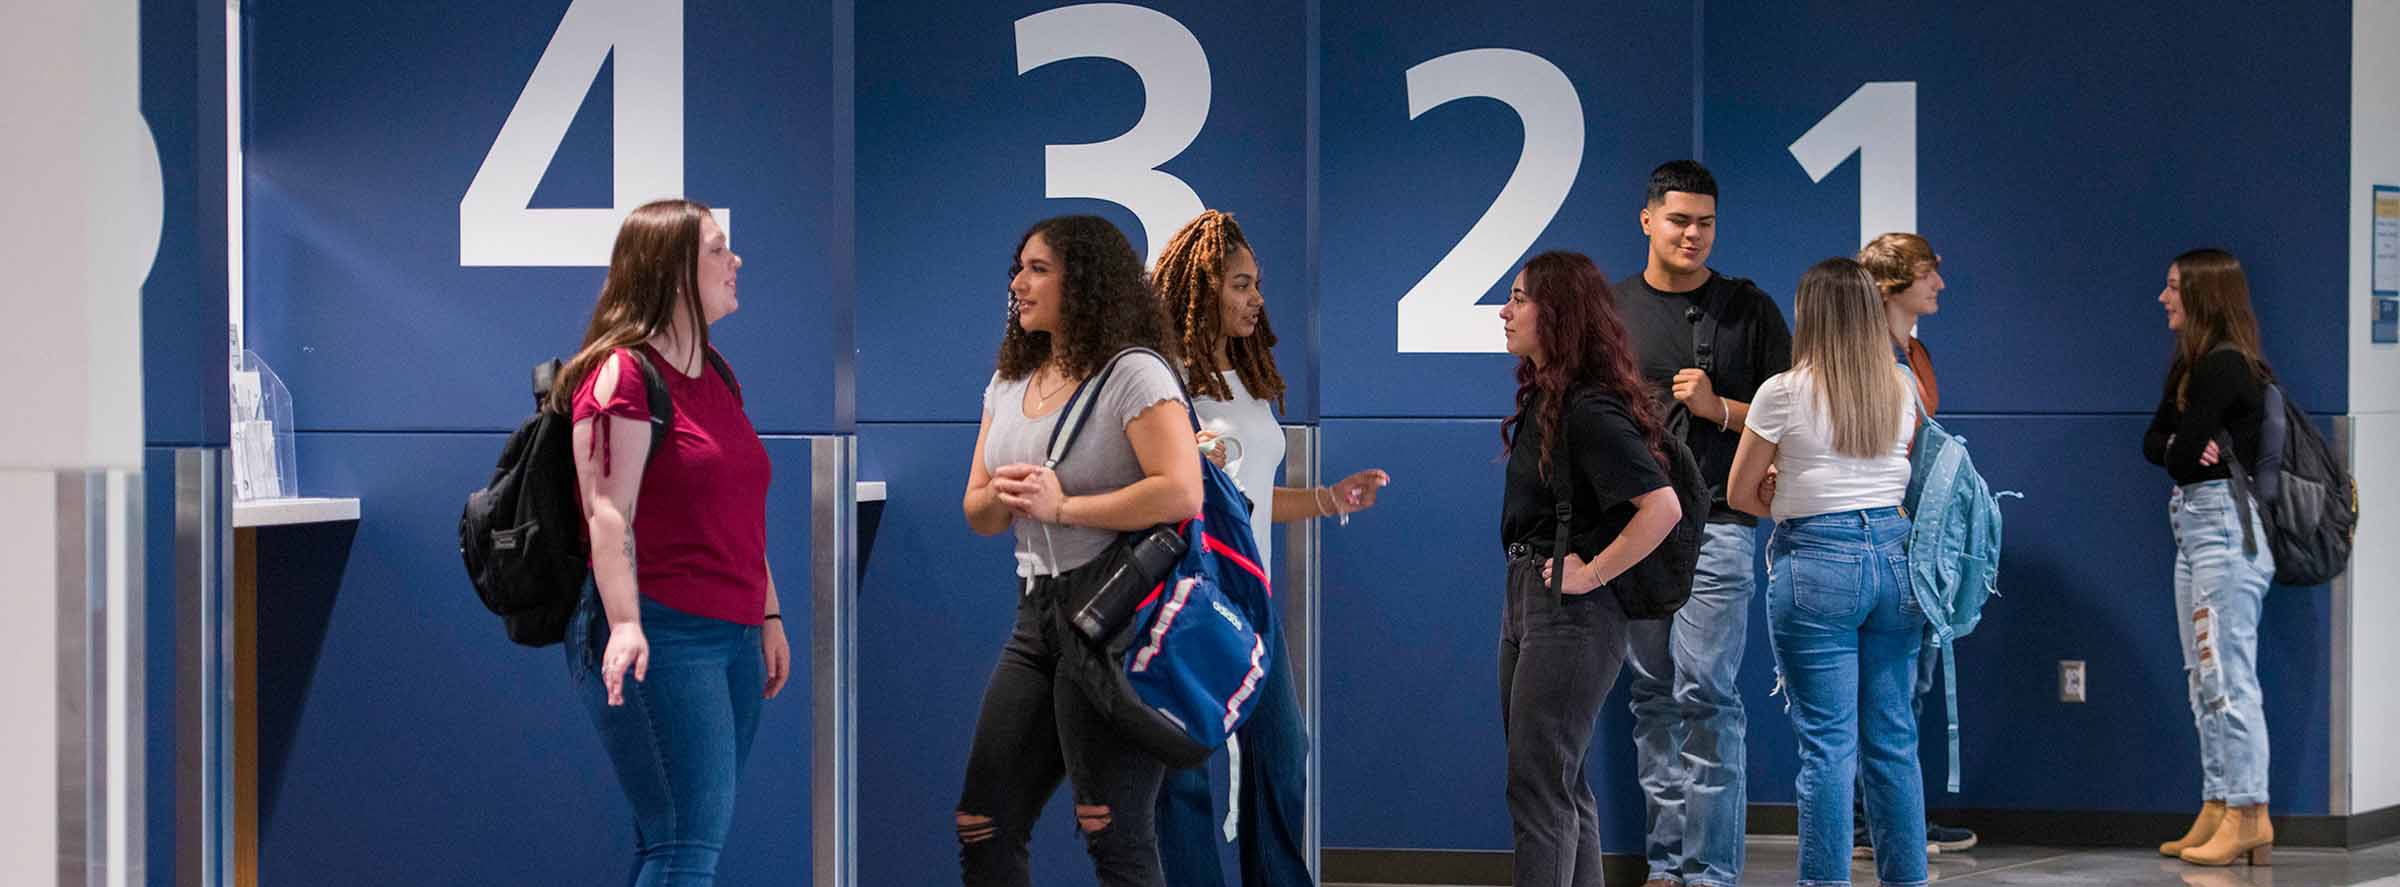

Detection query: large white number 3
(1396, 49), (1583, 353)
(460, 0), (726, 267)
(1788, 81), (1915, 250)
(1015, 4), (1209, 268)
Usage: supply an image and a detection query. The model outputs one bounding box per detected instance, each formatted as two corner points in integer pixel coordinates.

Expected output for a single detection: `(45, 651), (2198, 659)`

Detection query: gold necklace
(1033, 365), (1074, 410)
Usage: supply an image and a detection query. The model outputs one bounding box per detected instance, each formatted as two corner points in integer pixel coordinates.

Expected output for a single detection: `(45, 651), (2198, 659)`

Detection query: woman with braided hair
(1149, 209), (1389, 887)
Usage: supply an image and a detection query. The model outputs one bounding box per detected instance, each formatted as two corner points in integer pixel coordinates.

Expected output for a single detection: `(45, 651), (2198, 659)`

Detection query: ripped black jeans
(957, 569), (1165, 887)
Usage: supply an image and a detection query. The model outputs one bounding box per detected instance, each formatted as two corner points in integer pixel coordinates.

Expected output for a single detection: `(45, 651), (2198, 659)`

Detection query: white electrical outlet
(2060, 660), (2087, 703)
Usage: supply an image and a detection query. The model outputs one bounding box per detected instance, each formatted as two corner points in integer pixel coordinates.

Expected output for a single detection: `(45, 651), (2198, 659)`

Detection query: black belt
(1505, 542), (1541, 559)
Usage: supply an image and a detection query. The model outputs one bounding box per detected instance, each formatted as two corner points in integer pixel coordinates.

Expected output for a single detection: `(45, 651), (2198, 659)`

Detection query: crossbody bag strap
(1043, 347), (1199, 470)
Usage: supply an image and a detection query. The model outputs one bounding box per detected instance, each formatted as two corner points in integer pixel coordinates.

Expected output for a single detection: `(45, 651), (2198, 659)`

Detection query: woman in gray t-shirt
(954, 215), (1200, 887)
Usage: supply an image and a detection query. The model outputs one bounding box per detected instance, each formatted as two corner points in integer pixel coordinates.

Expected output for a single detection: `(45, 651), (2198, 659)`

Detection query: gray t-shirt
(982, 354), (1186, 577)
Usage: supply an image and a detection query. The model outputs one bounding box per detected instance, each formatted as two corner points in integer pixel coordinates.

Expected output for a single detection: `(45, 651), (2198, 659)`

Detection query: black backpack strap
(1546, 396), (1576, 597)
(1041, 347), (1198, 471)
(702, 347), (741, 403)
(623, 349), (676, 460)
(532, 358), (564, 409)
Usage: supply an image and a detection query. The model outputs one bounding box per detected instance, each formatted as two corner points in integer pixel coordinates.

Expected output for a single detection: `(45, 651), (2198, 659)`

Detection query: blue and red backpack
(1047, 348), (1273, 768)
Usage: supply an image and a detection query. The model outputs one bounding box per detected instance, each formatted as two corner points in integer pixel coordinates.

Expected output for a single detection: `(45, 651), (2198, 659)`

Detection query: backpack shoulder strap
(1546, 394), (1576, 596)
(1043, 347), (1189, 470)
(703, 347), (741, 403)
(623, 348), (676, 460)
(532, 358), (563, 410)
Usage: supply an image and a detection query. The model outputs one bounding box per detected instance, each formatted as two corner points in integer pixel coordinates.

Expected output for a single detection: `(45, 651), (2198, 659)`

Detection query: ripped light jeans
(2171, 480), (2274, 807)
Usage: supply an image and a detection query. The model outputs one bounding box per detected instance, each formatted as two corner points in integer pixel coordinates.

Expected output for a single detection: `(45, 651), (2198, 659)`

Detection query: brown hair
(1153, 210), (1287, 409)
(994, 215), (1170, 381)
(2167, 248), (2271, 407)
(1792, 258), (1909, 458)
(1499, 251), (1665, 475)
(548, 199), (712, 414)
(1858, 232), (1938, 296)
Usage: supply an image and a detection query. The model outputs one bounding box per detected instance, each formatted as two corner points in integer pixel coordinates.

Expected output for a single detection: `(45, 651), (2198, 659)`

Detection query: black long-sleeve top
(2142, 348), (2267, 485)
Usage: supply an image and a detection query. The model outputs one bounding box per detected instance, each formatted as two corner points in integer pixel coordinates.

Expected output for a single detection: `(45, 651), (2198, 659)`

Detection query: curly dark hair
(1500, 250), (1667, 475)
(996, 215), (1171, 381)
(1154, 210), (1287, 410)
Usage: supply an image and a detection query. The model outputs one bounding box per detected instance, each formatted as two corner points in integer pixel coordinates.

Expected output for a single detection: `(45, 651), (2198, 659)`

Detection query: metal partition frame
(809, 435), (859, 887)
(2331, 416), (2352, 816)
(174, 449), (231, 887)
(58, 467), (148, 887)
(1281, 425), (1322, 878)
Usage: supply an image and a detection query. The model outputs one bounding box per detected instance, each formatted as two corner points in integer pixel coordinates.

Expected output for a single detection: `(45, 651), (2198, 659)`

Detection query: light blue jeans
(1767, 507), (1928, 887)
(1625, 522), (1755, 887)
(2171, 480), (2274, 807)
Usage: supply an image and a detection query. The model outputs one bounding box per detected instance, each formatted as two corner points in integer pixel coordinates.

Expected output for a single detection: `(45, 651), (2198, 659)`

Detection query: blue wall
(224, 2), (2358, 883)
(240, 1), (846, 883)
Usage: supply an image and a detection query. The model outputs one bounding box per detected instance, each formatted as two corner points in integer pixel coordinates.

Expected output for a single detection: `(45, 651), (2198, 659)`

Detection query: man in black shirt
(1617, 161), (1790, 887)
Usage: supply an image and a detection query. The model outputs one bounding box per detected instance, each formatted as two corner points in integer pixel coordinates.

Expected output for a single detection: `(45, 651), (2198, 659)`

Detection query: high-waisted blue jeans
(2171, 480), (2274, 807)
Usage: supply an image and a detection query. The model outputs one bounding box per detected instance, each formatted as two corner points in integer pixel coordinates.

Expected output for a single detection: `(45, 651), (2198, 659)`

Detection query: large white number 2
(1788, 81), (1915, 250)
(1012, 3), (1209, 267)
(1396, 49), (1583, 353)
(460, 0), (726, 267)
(1015, 4), (1209, 269)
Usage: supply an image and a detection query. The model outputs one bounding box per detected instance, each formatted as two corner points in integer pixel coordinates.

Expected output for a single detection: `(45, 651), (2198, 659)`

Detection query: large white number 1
(1788, 81), (1915, 249)
(1396, 49), (1583, 354)
(1016, 3), (1209, 268)
(460, 0), (726, 267)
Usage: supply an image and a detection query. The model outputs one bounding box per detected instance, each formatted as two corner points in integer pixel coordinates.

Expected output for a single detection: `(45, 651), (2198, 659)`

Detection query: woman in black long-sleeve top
(2141, 248), (2277, 868)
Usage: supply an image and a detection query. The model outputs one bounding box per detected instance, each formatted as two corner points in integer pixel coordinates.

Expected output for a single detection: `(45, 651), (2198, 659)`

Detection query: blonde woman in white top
(1727, 257), (1928, 887)
(1148, 209), (1389, 887)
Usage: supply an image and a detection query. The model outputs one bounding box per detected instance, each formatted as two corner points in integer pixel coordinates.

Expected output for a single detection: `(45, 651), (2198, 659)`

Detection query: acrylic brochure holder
(231, 349), (297, 503)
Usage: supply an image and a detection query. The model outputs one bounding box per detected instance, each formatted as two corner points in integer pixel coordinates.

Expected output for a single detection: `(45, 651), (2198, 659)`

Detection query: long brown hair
(548, 199), (712, 414)
(1499, 251), (1665, 475)
(995, 215), (1170, 381)
(1154, 210), (1287, 409)
(2167, 248), (2271, 408)
(1791, 257), (1908, 458)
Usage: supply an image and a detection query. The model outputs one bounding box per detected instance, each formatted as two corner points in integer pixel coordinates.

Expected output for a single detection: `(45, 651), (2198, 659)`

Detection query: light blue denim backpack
(1901, 383), (2020, 792)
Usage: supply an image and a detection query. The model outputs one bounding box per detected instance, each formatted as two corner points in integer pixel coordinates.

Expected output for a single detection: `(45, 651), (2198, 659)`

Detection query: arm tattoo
(623, 529), (637, 573)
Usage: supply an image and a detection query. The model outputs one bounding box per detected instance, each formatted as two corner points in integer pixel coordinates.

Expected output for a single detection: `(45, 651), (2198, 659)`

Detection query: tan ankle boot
(2179, 803), (2272, 866)
(2160, 801), (2227, 857)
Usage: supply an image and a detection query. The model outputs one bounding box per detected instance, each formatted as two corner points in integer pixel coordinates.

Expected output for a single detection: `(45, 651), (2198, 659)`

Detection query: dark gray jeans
(1500, 548), (1631, 887)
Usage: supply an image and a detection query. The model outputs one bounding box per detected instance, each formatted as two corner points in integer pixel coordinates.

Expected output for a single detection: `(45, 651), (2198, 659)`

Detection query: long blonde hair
(1791, 257), (1907, 458)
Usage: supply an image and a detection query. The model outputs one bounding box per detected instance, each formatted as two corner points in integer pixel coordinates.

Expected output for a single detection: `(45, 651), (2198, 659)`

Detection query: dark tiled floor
(1329, 838), (2400, 886)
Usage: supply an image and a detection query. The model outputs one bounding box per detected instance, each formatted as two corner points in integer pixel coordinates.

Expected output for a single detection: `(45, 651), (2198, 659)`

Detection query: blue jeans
(1625, 522), (1754, 887)
(567, 588), (765, 887)
(1156, 628), (1313, 887)
(1767, 508), (1927, 887)
(2171, 480), (2274, 806)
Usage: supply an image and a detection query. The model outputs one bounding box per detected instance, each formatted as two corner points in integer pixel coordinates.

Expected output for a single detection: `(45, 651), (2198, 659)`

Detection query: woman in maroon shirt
(551, 198), (788, 885)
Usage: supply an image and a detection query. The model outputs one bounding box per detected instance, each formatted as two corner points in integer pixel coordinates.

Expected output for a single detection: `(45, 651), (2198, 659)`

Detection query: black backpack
(1547, 391), (1709, 619)
(459, 349), (731, 646)
(2219, 373), (2360, 587)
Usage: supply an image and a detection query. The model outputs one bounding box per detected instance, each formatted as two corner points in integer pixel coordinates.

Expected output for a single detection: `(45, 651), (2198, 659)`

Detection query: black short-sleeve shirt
(1501, 390), (1674, 560)
(1616, 271), (1792, 525)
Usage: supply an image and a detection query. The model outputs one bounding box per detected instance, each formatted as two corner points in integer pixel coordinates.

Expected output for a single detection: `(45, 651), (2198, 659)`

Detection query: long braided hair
(1153, 210), (1287, 410)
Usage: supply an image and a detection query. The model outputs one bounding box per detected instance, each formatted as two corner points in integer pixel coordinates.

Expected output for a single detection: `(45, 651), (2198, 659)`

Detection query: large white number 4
(460, 0), (727, 267)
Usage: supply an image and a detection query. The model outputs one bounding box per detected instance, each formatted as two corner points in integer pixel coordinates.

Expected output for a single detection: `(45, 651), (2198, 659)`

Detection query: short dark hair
(1644, 160), (1717, 205)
